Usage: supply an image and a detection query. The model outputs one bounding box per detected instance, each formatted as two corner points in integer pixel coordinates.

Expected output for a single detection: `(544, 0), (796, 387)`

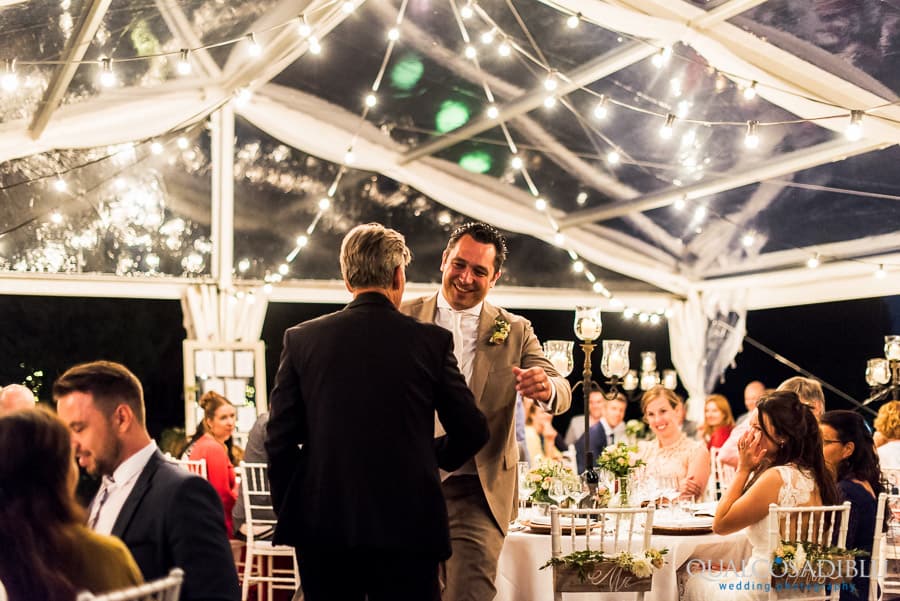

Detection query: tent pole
(211, 104), (235, 292)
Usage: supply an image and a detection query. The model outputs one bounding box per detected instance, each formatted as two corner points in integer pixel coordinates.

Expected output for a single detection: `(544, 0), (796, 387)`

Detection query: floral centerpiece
(541, 548), (668, 592)
(526, 458), (580, 504)
(624, 419), (646, 441)
(771, 541), (864, 590)
(595, 442), (645, 505)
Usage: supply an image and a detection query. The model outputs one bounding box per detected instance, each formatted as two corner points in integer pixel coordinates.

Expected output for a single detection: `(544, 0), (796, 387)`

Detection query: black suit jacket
(574, 422), (608, 473)
(266, 292), (488, 560)
(110, 450), (240, 601)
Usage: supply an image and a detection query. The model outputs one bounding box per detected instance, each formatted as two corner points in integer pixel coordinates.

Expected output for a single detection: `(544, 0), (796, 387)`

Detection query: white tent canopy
(0, 0), (898, 407)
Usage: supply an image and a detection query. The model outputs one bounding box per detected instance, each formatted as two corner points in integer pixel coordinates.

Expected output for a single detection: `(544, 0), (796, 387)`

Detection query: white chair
(766, 502), (851, 601)
(239, 462), (300, 601)
(549, 505), (656, 601)
(164, 453), (208, 479)
(706, 447), (736, 501)
(871, 491), (900, 601)
(75, 568), (183, 601)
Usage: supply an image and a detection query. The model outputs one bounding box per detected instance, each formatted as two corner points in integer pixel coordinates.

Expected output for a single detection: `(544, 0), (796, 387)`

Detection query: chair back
(165, 455), (208, 479)
(75, 568), (183, 601)
(882, 468), (900, 493)
(872, 492), (900, 601)
(766, 502), (851, 601)
(550, 505), (656, 600)
(240, 462), (277, 543)
(706, 447), (736, 501)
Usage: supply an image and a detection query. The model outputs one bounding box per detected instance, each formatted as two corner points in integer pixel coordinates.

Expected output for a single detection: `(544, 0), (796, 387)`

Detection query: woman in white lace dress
(683, 390), (839, 601)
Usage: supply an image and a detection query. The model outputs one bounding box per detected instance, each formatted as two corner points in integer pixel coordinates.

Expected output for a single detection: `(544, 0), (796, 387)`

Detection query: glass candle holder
(640, 351), (657, 373)
(662, 369), (678, 390)
(623, 370), (639, 391)
(867, 358), (891, 386)
(886, 336), (900, 361)
(574, 306), (602, 341)
(543, 340), (574, 377)
(601, 340), (630, 378)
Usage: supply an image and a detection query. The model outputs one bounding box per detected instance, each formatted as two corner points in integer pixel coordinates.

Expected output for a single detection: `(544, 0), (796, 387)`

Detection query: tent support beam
(211, 105), (235, 291)
(28, 0), (112, 139)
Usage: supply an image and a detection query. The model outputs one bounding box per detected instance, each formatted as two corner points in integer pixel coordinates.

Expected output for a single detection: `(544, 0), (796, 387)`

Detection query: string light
(233, 87), (252, 107)
(534, 197), (547, 211)
(510, 155), (523, 170)
(464, 45), (477, 59)
(566, 13), (580, 29)
(486, 104), (499, 119)
(673, 196), (686, 211)
(651, 47), (671, 69)
(845, 110), (864, 141)
(480, 30), (495, 45)
(176, 136), (189, 150)
(876, 264), (887, 279)
(387, 28), (400, 41)
(297, 16), (312, 38)
(176, 49), (192, 75)
(278, 263), (290, 276)
(150, 141), (164, 155)
(659, 113), (675, 139)
(246, 33), (262, 57)
(576, 191), (588, 205)
(744, 120), (760, 149)
(460, 2), (473, 19)
(1, 59), (18, 92)
(317, 197), (331, 211)
(53, 177), (67, 192)
(308, 37), (322, 54)
(364, 93), (377, 107)
(607, 150), (620, 164)
(296, 234), (309, 248)
(49, 210), (63, 224)
(741, 232), (756, 247)
(806, 254), (820, 269)
(553, 232), (565, 246)
(543, 71), (558, 91)
(543, 95), (556, 108)
(497, 41), (511, 57)
(238, 258), (251, 272)
(593, 95), (608, 119)
(743, 80), (758, 100)
(693, 204), (707, 222)
(98, 57), (116, 87)
(572, 260), (584, 273)
(344, 148), (355, 164)
(342, 1), (355, 13)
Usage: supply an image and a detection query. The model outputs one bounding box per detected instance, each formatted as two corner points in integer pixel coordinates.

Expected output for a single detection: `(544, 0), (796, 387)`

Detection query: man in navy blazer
(55, 361), (240, 601)
(267, 223), (489, 601)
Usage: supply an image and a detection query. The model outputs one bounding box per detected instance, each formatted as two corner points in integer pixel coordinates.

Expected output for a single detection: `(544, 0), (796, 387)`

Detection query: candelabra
(865, 335), (900, 403)
(620, 352), (678, 401)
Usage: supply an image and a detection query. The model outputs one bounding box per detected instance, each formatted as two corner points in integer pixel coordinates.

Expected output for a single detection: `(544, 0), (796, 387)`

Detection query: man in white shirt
(401, 222), (572, 601)
(55, 360), (239, 601)
(600, 393), (627, 445)
(734, 380), (765, 426)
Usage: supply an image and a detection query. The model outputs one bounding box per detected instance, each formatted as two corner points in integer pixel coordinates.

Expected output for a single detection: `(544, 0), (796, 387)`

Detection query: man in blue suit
(55, 361), (240, 601)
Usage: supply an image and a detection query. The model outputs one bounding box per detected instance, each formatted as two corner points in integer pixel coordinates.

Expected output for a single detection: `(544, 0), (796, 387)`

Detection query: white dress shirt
(88, 440), (157, 535)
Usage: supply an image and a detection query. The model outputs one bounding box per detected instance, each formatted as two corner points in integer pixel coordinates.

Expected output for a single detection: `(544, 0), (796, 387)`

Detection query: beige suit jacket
(401, 293), (572, 534)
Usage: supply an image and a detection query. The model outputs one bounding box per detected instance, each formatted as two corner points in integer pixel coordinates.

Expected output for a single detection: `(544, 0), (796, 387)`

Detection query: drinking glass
(549, 479), (569, 507)
(513, 461), (533, 528)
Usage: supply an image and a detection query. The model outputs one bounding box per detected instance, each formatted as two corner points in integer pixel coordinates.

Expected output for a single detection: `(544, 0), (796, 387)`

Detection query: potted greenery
(541, 548), (667, 593)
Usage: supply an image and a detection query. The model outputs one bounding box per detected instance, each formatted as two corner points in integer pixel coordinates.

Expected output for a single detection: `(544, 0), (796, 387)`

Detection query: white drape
(181, 284), (268, 342)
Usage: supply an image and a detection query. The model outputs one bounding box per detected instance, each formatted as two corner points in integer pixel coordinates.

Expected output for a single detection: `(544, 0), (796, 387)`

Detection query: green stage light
(390, 55), (424, 91)
(436, 100), (470, 133)
(459, 151), (492, 173)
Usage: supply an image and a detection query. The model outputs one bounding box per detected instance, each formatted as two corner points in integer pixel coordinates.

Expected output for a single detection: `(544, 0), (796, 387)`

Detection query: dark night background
(1, 293), (899, 437)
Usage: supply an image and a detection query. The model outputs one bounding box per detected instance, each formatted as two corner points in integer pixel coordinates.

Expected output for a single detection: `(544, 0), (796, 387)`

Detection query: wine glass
(512, 461), (533, 529)
(568, 479), (590, 508)
(655, 475), (681, 515)
(549, 479), (569, 507)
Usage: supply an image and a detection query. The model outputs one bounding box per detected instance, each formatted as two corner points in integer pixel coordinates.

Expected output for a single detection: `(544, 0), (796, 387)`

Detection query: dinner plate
(523, 517), (596, 534)
(651, 515), (714, 535)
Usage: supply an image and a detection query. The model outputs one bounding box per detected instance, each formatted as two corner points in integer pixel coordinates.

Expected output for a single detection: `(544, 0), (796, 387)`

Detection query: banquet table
(494, 525), (751, 601)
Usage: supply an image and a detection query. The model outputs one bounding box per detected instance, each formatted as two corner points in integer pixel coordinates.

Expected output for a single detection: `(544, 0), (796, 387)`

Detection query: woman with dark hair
(684, 390), (839, 601)
(0, 408), (142, 599)
(820, 410), (883, 601)
(186, 391), (238, 536)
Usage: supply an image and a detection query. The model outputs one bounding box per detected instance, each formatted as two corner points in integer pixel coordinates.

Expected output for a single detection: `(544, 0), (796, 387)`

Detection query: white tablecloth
(494, 527), (751, 601)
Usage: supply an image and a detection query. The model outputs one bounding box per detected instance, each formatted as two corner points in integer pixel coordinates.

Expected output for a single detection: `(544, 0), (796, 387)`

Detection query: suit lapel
(469, 302), (500, 404)
(112, 450), (161, 538)
(411, 294), (438, 323)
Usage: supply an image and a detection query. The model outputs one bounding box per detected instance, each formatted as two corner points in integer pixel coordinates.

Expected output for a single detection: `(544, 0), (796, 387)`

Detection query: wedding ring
(540, 381), (545, 391)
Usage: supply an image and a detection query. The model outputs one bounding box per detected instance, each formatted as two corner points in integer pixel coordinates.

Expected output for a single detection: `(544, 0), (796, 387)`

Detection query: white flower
(794, 544), (807, 571)
(631, 558), (653, 578)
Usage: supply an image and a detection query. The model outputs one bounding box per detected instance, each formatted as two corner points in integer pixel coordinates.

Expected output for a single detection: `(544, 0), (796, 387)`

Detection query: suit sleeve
(519, 317), (572, 415)
(433, 332), (489, 472)
(266, 329), (306, 514)
(168, 477), (241, 601)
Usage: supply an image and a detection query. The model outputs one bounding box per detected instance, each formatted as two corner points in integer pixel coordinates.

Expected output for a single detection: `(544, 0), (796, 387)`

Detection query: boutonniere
(488, 316), (510, 345)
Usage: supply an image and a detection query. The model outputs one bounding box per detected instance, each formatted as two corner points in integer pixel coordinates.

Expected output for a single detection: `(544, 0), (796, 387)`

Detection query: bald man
(735, 380), (765, 426)
(0, 384), (36, 414)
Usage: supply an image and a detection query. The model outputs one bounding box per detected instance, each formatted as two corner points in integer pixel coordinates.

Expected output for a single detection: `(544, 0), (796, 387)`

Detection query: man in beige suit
(401, 222), (572, 600)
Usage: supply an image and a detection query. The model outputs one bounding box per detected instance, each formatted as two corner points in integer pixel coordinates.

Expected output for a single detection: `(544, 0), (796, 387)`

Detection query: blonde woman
(875, 401), (900, 468)
(637, 386), (710, 499)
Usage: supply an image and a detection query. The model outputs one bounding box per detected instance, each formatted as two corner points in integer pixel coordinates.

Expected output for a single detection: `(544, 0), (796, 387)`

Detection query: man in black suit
(55, 361), (240, 601)
(266, 223), (489, 601)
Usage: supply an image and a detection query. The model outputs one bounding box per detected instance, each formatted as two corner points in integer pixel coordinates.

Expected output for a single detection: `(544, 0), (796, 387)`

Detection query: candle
(578, 317), (599, 340)
(663, 369), (678, 390)
(640, 352), (656, 373)
(608, 355), (627, 376)
(550, 352), (570, 375)
(886, 336), (900, 361)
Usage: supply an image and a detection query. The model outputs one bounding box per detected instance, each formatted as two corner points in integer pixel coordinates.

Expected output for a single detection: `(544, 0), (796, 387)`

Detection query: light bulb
(807, 254), (820, 269)
(342, 1), (355, 12)
(607, 150), (620, 164)
(694, 205), (706, 221)
(566, 14), (579, 29)
(876, 265), (887, 279)
(464, 45), (477, 59)
(576, 191), (588, 205)
(534, 197), (547, 211)
(246, 33), (262, 57)
(296, 234), (309, 247)
(234, 87), (252, 107)
(278, 263), (289, 276)
(98, 57), (116, 87)
(50, 210), (63, 224)
(480, 30), (494, 45)
(845, 110), (864, 141)
(741, 232), (755, 247)
(660, 113), (675, 139)
(460, 3), (473, 18)
(308, 37), (321, 54)
(553, 232), (565, 246)
(572, 260), (584, 273)
(238, 258), (251, 272)
(486, 104), (499, 119)
(176, 136), (189, 150)
(743, 81), (757, 100)
(497, 42), (511, 57)
(298, 18), (312, 38)
(176, 49), (192, 75)
(365, 93), (377, 107)
(344, 150), (355, 164)
(150, 141), (164, 155)
(543, 72), (557, 91)
(744, 120), (760, 149)
(387, 28), (399, 41)
(510, 155), (523, 170)
(543, 95), (556, 108)
(54, 178), (67, 192)
(651, 48), (669, 69)
(1, 59), (18, 92)
(593, 96), (608, 119)
(673, 196), (686, 211)
(592, 282), (605, 294)
(318, 197), (331, 210)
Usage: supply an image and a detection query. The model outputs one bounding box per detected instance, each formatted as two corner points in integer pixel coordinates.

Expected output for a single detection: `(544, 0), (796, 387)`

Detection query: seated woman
(636, 386), (709, 499)
(524, 399), (562, 464)
(820, 410), (883, 601)
(683, 391), (839, 601)
(0, 408), (142, 598)
(701, 394), (735, 449)
(875, 401), (900, 469)
(185, 391), (238, 536)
